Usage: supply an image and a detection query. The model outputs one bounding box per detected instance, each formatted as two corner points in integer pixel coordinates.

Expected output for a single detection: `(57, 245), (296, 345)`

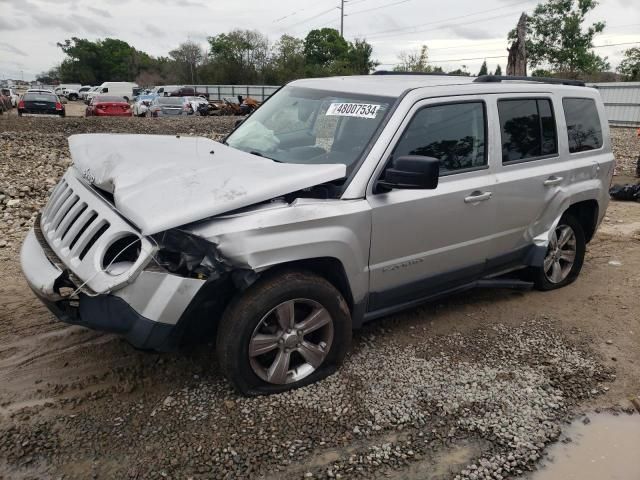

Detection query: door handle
(543, 176), (563, 186)
(464, 191), (492, 203)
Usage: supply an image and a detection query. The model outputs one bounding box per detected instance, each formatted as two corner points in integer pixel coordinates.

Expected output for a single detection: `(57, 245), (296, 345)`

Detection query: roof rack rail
(372, 70), (470, 77)
(473, 75), (585, 87)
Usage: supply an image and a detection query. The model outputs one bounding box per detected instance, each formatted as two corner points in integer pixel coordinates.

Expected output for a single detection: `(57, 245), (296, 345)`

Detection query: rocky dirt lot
(0, 114), (639, 480)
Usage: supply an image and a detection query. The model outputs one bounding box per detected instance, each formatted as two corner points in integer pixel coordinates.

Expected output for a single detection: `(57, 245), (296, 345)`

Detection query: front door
(367, 98), (498, 312)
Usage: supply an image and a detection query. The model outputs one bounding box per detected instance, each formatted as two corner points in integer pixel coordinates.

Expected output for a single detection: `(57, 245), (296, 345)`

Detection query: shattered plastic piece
(608, 260), (622, 266)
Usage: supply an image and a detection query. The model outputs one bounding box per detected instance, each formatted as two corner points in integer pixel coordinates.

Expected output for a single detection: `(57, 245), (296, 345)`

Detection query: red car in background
(85, 95), (132, 117)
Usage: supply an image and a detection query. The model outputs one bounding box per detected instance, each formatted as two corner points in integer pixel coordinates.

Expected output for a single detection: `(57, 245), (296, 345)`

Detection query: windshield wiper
(249, 150), (282, 162)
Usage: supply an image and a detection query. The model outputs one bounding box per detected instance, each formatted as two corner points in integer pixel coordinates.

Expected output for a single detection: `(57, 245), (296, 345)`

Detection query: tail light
(18, 100), (24, 109)
(122, 104), (130, 110)
(55, 102), (63, 110)
(97, 104), (106, 110)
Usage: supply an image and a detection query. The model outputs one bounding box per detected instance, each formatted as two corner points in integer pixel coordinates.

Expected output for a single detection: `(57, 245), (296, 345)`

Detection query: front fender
(188, 199), (372, 305)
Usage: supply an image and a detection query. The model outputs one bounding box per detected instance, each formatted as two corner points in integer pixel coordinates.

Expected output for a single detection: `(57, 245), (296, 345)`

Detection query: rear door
(367, 97), (497, 311)
(487, 93), (605, 270)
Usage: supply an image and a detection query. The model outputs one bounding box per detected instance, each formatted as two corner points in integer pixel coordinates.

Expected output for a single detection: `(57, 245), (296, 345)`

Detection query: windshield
(226, 86), (394, 169)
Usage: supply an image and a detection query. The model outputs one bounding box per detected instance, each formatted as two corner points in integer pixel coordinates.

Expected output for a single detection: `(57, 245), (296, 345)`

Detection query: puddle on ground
(531, 413), (640, 480)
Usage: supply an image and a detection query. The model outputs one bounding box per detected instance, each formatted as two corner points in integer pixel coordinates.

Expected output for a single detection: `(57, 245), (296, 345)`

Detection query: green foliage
(393, 45), (440, 72)
(448, 65), (471, 76)
(50, 29), (377, 86)
(169, 41), (205, 84)
(512, 0), (610, 77)
(56, 37), (159, 84)
(494, 64), (502, 75)
(303, 28), (350, 68)
(617, 47), (640, 81)
(478, 60), (488, 76)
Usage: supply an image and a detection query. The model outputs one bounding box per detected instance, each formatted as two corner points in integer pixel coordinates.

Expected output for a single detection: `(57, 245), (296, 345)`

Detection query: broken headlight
(151, 229), (226, 279)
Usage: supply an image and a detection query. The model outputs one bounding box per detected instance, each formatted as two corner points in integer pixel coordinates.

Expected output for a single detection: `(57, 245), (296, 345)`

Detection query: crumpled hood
(68, 134), (346, 235)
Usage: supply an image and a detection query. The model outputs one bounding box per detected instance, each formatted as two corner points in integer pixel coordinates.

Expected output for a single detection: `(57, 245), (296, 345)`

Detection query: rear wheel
(532, 214), (585, 291)
(216, 270), (351, 395)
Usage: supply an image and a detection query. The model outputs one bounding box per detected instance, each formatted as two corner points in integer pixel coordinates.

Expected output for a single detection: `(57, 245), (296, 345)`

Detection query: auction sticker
(326, 103), (380, 119)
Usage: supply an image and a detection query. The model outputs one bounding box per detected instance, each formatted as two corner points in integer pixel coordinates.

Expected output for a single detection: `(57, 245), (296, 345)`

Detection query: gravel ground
(0, 115), (639, 479)
(610, 127), (640, 177)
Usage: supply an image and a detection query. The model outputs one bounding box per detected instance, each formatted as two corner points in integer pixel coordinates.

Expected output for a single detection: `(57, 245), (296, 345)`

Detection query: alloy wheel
(543, 224), (577, 284)
(248, 299), (334, 385)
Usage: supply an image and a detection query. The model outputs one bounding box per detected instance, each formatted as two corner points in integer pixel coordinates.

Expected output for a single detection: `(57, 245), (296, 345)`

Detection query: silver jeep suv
(21, 74), (614, 395)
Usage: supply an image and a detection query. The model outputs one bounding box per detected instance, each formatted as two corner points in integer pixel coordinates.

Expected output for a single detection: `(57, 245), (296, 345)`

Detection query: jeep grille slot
(60, 203), (88, 241)
(78, 222), (110, 260)
(68, 211), (98, 251)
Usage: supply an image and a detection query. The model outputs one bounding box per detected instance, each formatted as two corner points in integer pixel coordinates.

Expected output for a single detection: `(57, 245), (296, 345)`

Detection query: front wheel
(216, 271), (352, 395)
(532, 214), (585, 291)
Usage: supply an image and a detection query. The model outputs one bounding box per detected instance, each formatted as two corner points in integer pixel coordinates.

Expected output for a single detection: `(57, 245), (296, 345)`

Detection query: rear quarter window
(562, 98), (603, 153)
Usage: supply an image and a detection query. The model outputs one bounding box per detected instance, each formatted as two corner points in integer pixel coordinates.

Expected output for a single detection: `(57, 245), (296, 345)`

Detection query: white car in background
(83, 86), (101, 102)
(132, 94), (156, 117)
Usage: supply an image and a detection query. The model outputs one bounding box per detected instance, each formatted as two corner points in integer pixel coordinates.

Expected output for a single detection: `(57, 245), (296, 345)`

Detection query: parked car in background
(168, 86), (208, 99)
(132, 94), (156, 117)
(184, 95), (209, 114)
(85, 95), (132, 117)
(17, 91), (65, 117)
(151, 85), (179, 97)
(148, 96), (192, 117)
(78, 86), (92, 98)
(1, 89), (15, 109)
(83, 86), (101, 102)
(90, 82), (137, 102)
(1, 88), (19, 107)
(0, 92), (10, 113)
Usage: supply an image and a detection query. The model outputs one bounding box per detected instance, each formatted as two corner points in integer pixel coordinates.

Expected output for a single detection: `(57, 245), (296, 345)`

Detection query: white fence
(589, 82), (640, 127)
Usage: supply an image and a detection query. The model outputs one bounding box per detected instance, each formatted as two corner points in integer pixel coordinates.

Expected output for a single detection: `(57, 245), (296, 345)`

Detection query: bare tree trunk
(507, 13), (527, 76)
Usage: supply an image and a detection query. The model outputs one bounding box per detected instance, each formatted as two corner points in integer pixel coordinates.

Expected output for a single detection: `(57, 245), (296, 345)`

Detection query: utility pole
(340, 0), (345, 37)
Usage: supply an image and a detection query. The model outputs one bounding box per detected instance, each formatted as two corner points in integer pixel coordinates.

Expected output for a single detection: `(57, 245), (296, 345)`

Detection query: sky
(0, 0), (638, 81)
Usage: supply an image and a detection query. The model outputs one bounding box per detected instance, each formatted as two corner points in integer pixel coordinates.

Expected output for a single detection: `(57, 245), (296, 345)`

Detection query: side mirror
(377, 156), (440, 190)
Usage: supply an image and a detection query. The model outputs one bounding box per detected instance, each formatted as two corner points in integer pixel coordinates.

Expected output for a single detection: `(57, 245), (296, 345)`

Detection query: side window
(498, 98), (557, 163)
(392, 102), (487, 174)
(562, 98), (603, 153)
(102, 87), (108, 93)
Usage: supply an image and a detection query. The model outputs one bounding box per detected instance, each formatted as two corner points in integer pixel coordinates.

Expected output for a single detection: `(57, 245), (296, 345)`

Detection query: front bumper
(21, 228), (204, 350)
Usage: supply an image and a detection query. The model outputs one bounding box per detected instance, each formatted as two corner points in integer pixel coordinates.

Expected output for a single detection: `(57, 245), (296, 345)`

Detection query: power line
(364, 0), (534, 39)
(284, 6), (339, 30)
(377, 41), (640, 66)
(346, 0), (410, 17)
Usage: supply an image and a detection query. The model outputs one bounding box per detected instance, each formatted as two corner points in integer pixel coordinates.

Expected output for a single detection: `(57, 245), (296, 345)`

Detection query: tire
(69, 94), (78, 101)
(216, 270), (352, 396)
(532, 214), (585, 291)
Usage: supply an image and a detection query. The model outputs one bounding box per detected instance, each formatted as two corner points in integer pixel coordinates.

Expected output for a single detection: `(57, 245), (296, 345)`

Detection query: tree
(169, 41), (204, 84)
(512, 0), (609, 78)
(36, 66), (61, 84)
(494, 64), (502, 75)
(393, 45), (441, 73)
(617, 47), (640, 81)
(478, 60), (488, 76)
(347, 38), (378, 74)
(303, 28), (350, 70)
(56, 37), (160, 84)
(206, 29), (270, 84)
(448, 65), (471, 76)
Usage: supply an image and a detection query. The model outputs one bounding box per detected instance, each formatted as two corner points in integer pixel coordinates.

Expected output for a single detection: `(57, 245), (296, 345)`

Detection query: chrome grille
(38, 171), (155, 294)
